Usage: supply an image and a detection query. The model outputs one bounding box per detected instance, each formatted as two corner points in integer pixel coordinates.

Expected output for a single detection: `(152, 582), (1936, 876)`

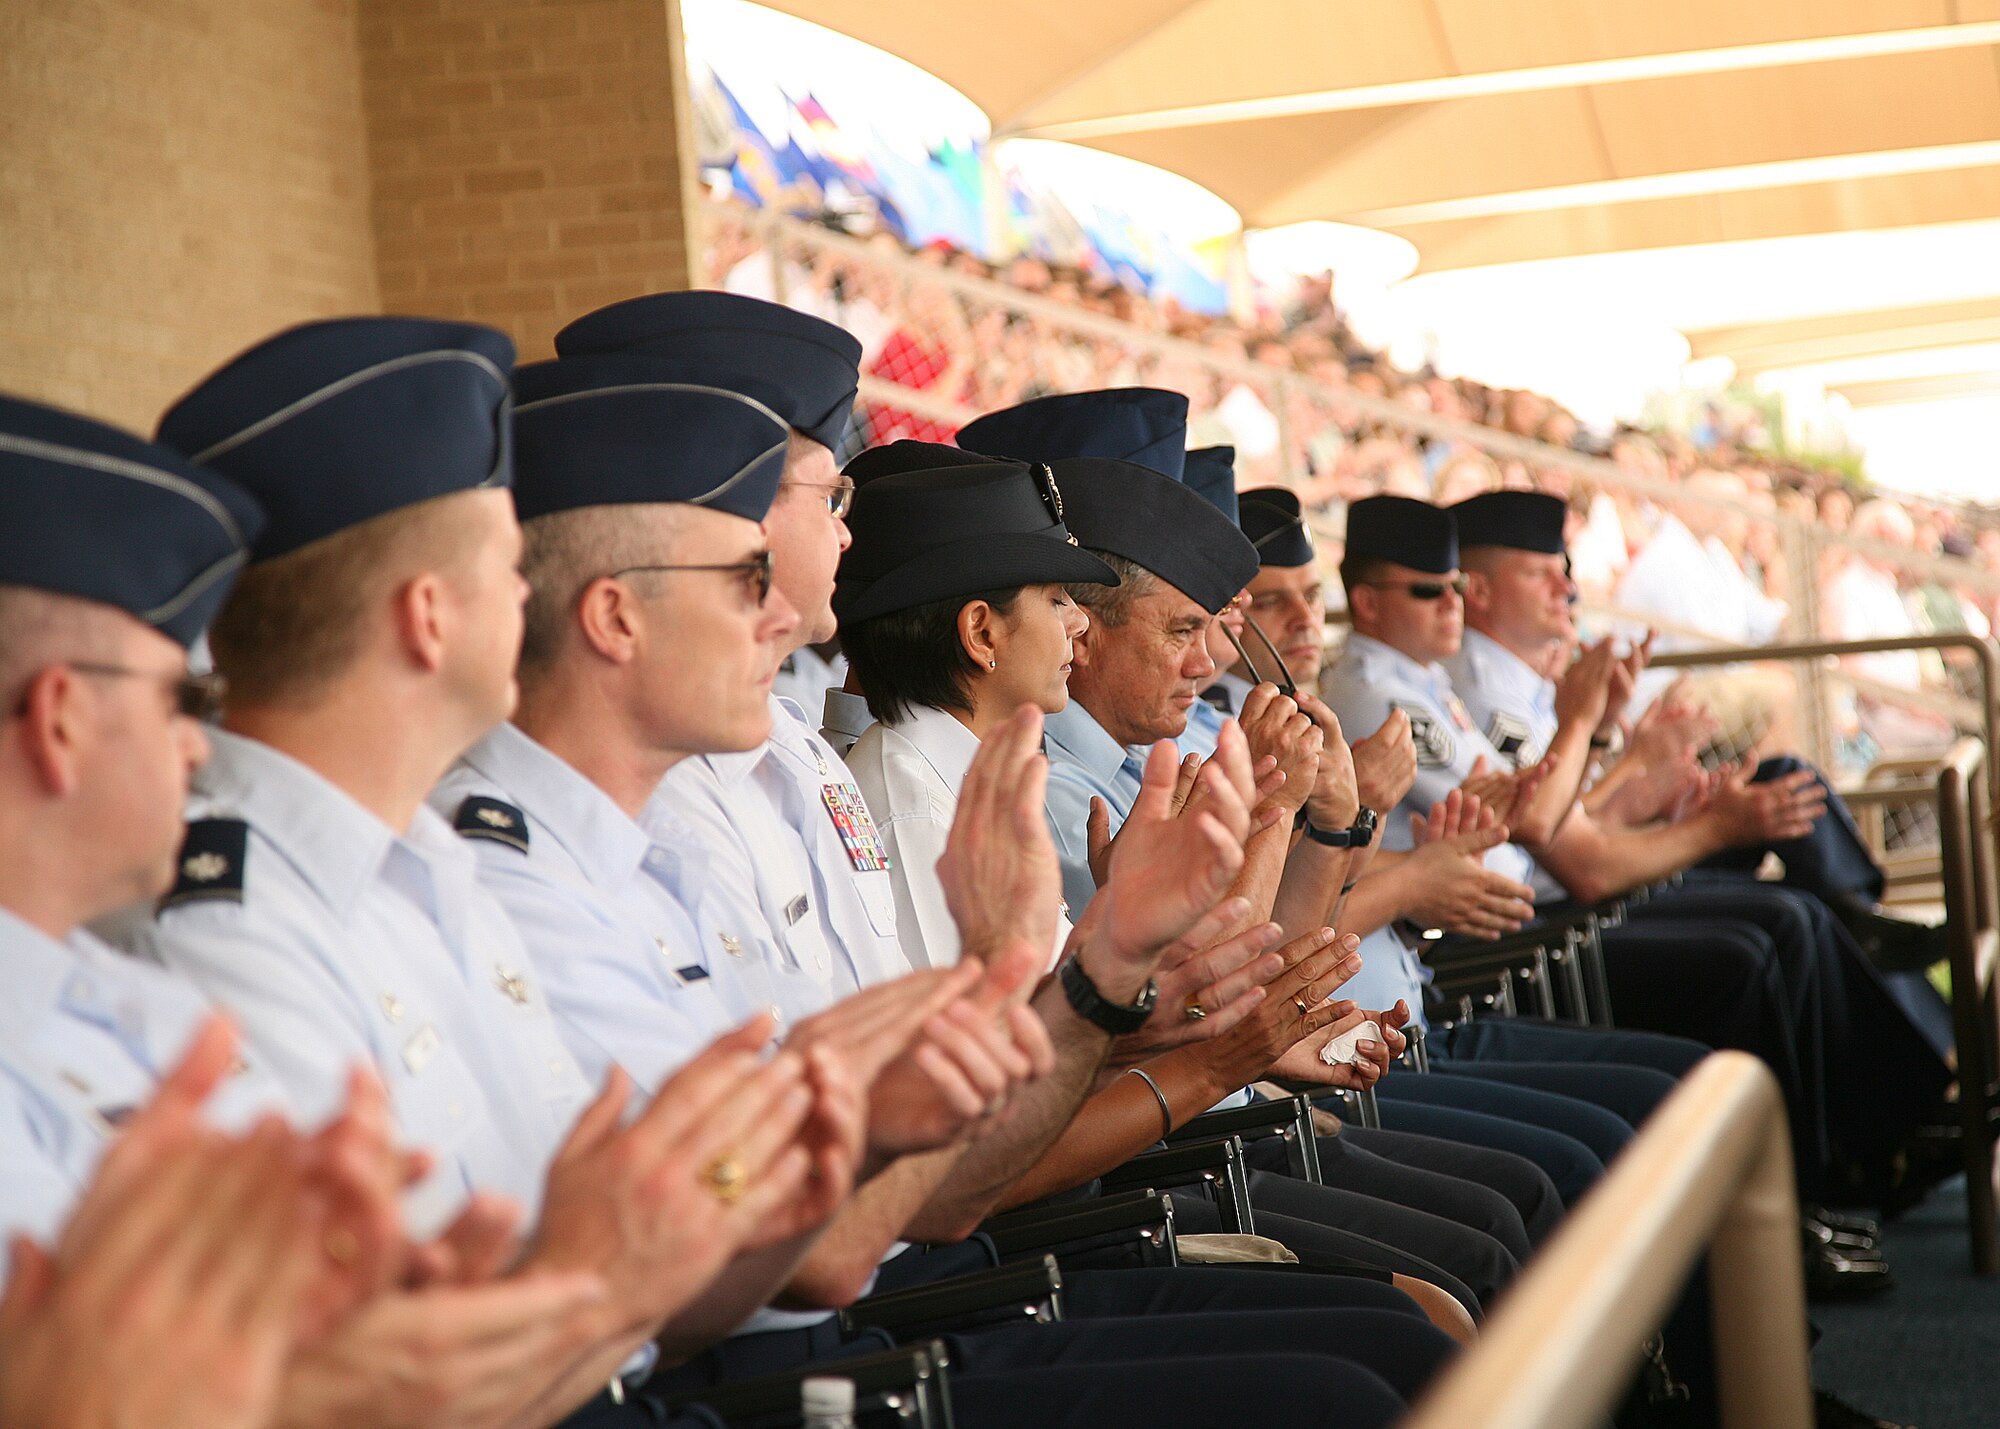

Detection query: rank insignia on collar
(1394, 701), (1456, 770)
(162, 819), (248, 910)
(494, 966), (531, 1004)
(718, 932), (744, 957)
(454, 796), (529, 854)
(1486, 711), (1534, 766)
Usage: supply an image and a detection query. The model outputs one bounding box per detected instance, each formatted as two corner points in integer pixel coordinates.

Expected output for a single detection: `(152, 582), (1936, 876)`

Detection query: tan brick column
(359, 0), (705, 361)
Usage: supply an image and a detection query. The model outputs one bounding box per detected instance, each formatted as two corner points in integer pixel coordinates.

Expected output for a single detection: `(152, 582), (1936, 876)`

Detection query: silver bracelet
(1126, 1067), (1174, 1139)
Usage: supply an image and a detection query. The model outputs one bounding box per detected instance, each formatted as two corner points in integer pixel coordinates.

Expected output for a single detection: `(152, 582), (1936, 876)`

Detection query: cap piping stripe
(143, 548), (247, 629)
(0, 431), (247, 548)
(191, 350), (510, 464)
(513, 379), (786, 429)
(1252, 523), (1307, 550)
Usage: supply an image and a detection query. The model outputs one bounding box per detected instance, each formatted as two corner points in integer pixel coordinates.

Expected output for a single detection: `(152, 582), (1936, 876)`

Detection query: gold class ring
(704, 1155), (749, 1204)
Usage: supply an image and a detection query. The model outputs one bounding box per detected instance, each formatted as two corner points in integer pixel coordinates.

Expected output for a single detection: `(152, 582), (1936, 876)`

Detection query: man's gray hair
(1067, 552), (1160, 628)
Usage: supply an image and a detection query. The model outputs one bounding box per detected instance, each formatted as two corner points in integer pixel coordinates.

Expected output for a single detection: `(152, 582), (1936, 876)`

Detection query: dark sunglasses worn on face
(609, 549), (776, 607)
(1364, 575), (1468, 601)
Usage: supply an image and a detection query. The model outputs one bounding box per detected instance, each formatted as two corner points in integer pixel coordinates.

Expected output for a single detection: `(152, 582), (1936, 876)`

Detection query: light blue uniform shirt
(429, 722), (788, 1095)
(1042, 700), (1147, 918)
(110, 730), (592, 1239)
(1443, 630), (1559, 771)
(0, 911), (281, 1262)
(1321, 632), (1537, 885)
(649, 695), (911, 1008)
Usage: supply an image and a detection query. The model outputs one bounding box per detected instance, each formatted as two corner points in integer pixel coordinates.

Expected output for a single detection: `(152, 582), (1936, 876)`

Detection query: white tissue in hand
(1319, 1020), (1382, 1067)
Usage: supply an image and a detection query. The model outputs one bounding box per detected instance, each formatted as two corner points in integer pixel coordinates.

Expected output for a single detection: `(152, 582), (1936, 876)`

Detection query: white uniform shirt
(845, 705), (1072, 972)
(111, 730), (591, 1238)
(648, 694), (911, 1005)
(429, 722), (790, 1094)
(0, 911), (281, 1261)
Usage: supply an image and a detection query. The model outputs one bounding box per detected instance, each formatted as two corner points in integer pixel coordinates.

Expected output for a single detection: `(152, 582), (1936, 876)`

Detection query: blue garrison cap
(0, 395), (264, 647)
(844, 439), (995, 488)
(1345, 495), (1457, 574)
(1048, 457), (1256, 615)
(957, 388), (1188, 480)
(553, 291), (861, 454)
(510, 355), (787, 523)
(1239, 487), (1315, 569)
(158, 317), (514, 562)
(1452, 490), (1567, 555)
(1180, 445), (1238, 526)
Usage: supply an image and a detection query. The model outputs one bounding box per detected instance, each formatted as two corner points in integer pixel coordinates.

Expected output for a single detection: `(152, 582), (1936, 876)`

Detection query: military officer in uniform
(108, 316), (887, 1429)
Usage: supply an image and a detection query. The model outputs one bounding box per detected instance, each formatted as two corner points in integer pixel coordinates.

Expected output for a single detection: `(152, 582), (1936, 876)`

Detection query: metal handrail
(1401, 1052), (1810, 1429)
(1648, 632), (2000, 802)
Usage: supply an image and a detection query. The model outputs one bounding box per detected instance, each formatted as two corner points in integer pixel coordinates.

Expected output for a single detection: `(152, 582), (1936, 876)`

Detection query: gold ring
(704, 1155), (748, 1204)
(1292, 995), (1311, 1017)
(1182, 998), (1207, 1023)
(322, 1227), (359, 1268)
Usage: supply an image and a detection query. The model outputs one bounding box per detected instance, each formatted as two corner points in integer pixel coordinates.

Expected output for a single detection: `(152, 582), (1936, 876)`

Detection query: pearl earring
(988, 658), (997, 669)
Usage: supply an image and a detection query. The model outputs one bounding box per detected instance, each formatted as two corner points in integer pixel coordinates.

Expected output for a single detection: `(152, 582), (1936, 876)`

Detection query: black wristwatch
(1302, 806), (1376, 849)
(1060, 956), (1159, 1034)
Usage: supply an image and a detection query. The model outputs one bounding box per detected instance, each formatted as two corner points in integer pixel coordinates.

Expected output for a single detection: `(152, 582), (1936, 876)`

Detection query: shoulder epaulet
(162, 819), (249, 909)
(454, 795), (529, 854)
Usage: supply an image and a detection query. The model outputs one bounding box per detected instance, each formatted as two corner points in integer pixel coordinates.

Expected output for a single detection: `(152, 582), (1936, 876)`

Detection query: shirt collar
(885, 704), (982, 792)
(1043, 700), (1128, 787)
(0, 907), (84, 1047)
(821, 688), (875, 745)
(1343, 631), (1449, 694)
(1461, 628), (1543, 690)
(195, 730), (395, 916)
(458, 723), (652, 890)
(1206, 670), (1255, 716)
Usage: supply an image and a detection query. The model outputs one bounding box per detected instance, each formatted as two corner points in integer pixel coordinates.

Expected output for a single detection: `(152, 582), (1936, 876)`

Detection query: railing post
(1784, 518), (1837, 776)
(1707, 1117), (1814, 1428)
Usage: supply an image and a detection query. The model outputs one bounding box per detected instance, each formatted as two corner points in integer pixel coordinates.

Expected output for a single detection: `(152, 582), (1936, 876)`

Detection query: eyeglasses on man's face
(1362, 575), (1468, 602)
(9, 662), (227, 722)
(608, 549), (775, 607)
(781, 477), (855, 519)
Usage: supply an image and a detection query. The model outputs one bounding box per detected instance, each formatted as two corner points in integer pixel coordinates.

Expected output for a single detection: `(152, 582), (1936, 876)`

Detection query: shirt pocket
(856, 870), (899, 939)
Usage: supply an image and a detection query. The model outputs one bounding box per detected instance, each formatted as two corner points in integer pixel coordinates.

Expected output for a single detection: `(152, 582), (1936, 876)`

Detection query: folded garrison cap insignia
(1395, 701), (1456, 769)
(1239, 487), (1315, 569)
(162, 819), (249, 908)
(1452, 490), (1567, 556)
(554, 291), (862, 454)
(1180, 445), (1238, 526)
(1044, 457), (1257, 616)
(157, 317), (515, 562)
(510, 357), (788, 523)
(0, 395), (264, 648)
(958, 387), (1189, 481)
(1486, 710), (1534, 766)
(454, 796), (529, 854)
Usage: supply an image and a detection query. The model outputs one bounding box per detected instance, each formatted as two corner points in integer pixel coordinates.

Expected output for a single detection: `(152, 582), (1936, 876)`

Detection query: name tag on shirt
(820, 782), (893, 873)
(674, 964), (711, 985)
(785, 894), (810, 926)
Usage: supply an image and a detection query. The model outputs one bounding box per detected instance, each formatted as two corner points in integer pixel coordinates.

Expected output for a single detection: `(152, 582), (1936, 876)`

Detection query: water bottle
(800, 1375), (857, 1429)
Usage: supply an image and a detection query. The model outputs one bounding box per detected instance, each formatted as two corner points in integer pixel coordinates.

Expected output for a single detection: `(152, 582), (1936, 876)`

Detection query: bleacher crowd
(0, 270), (1963, 1429)
(709, 199), (2000, 768)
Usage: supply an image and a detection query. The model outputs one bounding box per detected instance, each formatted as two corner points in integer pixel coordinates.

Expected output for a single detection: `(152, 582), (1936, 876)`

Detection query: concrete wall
(0, 0), (382, 432)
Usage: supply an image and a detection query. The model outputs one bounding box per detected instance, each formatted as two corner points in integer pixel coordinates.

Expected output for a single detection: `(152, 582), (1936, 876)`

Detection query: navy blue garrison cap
(1048, 457), (1256, 615)
(836, 459), (1116, 625)
(1180, 445), (1238, 526)
(553, 291), (861, 454)
(957, 388), (1188, 480)
(1344, 495), (1457, 575)
(843, 439), (994, 488)
(1239, 487), (1315, 569)
(1451, 490), (1567, 555)
(0, 394), (264, 647)
(510, 355), (787, 523)
(157, 317), (514, 563)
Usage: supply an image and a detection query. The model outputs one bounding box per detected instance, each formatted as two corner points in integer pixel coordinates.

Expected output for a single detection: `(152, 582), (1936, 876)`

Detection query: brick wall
(0, 0), (382, 433)
(358, 0), (703, 362)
